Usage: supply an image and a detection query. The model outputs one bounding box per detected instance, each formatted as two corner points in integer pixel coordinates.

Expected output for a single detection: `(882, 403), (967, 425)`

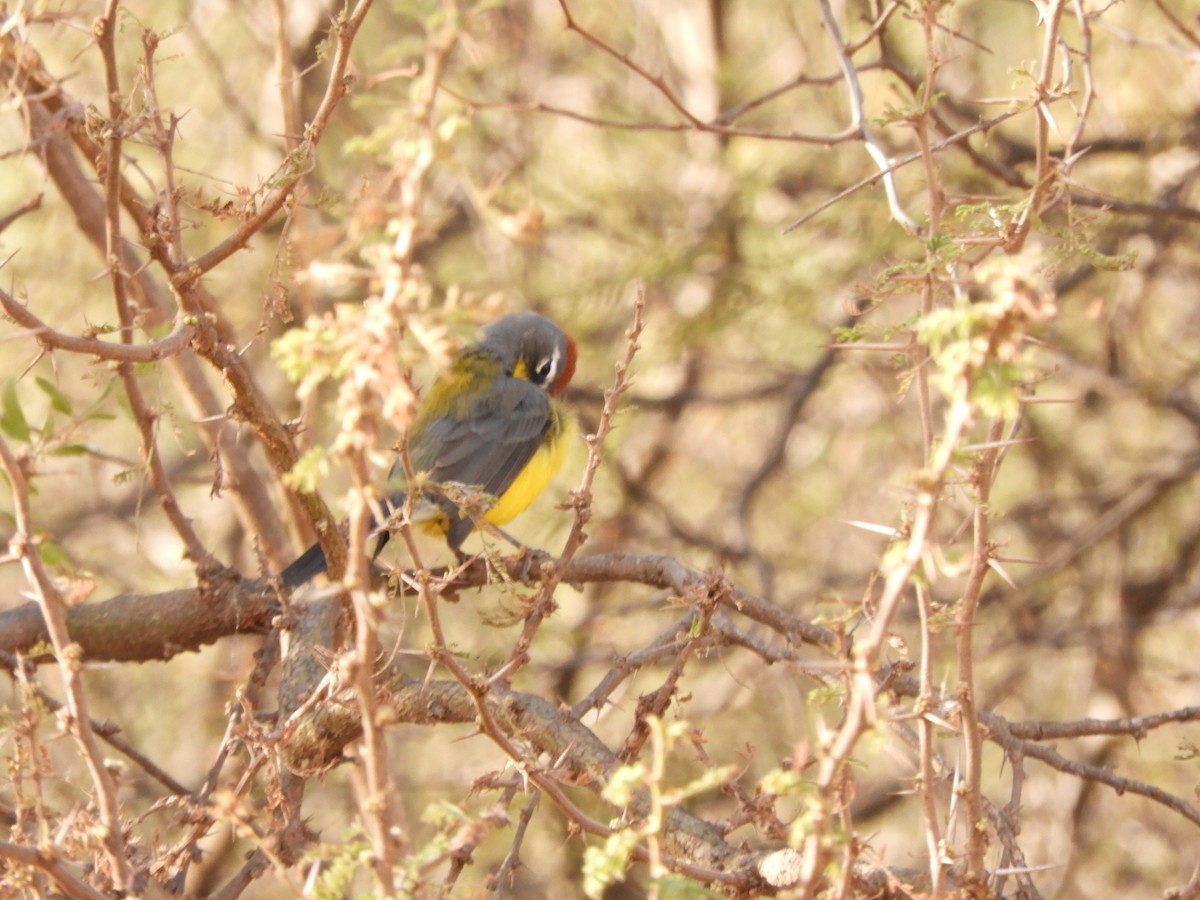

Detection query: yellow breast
(485, 403), (573, 526)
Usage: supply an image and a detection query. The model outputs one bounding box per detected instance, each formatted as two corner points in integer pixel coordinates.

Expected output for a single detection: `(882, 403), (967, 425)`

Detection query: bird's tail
(279, 540), (330, 587)
(277, 490), (475, 587)
(276, 491), (414, 587)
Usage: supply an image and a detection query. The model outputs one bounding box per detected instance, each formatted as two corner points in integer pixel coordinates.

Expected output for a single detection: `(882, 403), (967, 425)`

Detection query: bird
(279, 311), (577, 587)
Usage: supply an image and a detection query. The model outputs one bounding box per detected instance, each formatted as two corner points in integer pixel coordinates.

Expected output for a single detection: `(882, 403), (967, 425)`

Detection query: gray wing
(415, 377), (551, 495)
(383, 377), (552, 548)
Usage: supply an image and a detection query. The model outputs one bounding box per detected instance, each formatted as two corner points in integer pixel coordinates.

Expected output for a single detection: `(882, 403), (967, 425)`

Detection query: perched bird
(280, 312), (577, 587)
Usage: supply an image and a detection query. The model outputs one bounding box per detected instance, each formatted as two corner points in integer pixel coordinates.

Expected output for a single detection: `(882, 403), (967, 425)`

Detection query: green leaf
(420, 799), (468, 827)
(37, 540), (69, 569)
(1, 382), (31, 442)
(35, 377), (73, 416)
(759, 767), (806, 796)
(304, 833), (373, 900)
(282, 446), (332, 494)
(663, 764), (738, 803)
(656, 873), (722, 898)
(582, 829), (640, 900)
(602, 762), (647, 806)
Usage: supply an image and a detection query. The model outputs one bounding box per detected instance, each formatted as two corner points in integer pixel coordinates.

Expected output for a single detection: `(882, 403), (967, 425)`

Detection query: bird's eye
(533, 352), (558, 386)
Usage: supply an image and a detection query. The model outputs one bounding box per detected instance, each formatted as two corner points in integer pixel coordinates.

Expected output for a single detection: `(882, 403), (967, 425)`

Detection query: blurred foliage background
(3, 0), (1200, 897)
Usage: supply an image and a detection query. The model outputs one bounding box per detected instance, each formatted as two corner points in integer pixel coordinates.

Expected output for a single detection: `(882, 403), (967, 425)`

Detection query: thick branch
(0, 551), (835, 663)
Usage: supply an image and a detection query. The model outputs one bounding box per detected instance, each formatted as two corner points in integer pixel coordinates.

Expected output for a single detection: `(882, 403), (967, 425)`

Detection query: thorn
(840, 519), (900, 538)
(987, 557), (1019, 589)
(960, 437), (1037, 452)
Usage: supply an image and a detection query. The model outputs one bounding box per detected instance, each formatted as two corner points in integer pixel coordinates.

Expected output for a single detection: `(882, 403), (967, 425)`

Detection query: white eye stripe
(535, 347), (560, 385)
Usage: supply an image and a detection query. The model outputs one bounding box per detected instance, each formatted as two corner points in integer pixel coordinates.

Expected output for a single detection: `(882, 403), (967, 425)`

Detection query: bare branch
(0, 433), (131, 890)
(0, 841), (109, 900)
(0, 286), (195, 362)
(817, 0), (918, 233)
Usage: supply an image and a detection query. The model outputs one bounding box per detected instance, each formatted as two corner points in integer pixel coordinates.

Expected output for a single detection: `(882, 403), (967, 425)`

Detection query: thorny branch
(95, 3), (214, 572)
(817, 0), (917, 233)
(1005, 0), (1068, 252)
(499, 292), (647, 679)
(0, 434), (132, 891)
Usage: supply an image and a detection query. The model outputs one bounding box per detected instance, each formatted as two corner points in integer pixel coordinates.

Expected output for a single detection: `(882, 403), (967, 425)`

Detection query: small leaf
(35, 377), (73, 416)
(50, 444), (92, 457)
(582, 830), (639, 900)
(37, 540), (69, 569)
(1, 382), (31, 442)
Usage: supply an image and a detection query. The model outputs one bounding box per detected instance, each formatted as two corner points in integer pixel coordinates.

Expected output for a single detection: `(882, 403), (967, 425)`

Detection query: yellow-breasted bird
(280, 311), (576, 586)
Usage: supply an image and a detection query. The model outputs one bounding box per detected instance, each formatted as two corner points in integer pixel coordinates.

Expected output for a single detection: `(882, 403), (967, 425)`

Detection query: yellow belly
(485, 407), (573, 526)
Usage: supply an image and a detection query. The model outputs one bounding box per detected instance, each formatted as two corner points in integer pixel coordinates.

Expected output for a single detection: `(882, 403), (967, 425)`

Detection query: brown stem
(0, 433), (132, 890)
(956, 419), (1005, 882)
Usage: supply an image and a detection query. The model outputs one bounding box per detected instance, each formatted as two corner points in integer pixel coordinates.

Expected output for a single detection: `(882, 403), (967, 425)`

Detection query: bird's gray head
(480, 312), (577, 397)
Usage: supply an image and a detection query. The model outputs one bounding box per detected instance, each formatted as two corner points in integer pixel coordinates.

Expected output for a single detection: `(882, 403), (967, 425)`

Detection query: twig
(712, 69), (848, 127)
(346, 445), (401, 895)
(539, 0), (859, 144)
(173, 0), (377, 279)
(1064, 0), (1096, 155)
(781, 98), (1066, 234)
(0, 287), (195, 361)
(500, 291), (646, 679)
(0, 840), (109, 900)
(0, 192), (42, 233)
(914, 585), (944, 894)
(984, 711), (1200, 828)
(620, 578), (722, 762)
(985, 795), (1043, 900)
(446, 88), (859, 144)
(1169, 865), (1200, 900)
(162, 693), (262, 885)
(4, 44), (295, 568)
(1005, 0), (1068, 251)
(0, 652), (191, 796)
(846, 1), (905, 54)
(1005, 706), (1200, 741)
(0, 433), (132, 890)
(489, 792), (539, 899)
(817, 0), (918, 233)
(168, 1), (378, 577)
(95, 7), (214, 572)
(560, 292), (647, 572)
(556, 0), (705, 128)
(956, 419), (1006, 881)
(571, 611), (705, 719)
(1150, 0), (1200, 52)
(910, 1), (947, 465)
(386, 0), (458, 281)
(800, 383), (974, 889)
